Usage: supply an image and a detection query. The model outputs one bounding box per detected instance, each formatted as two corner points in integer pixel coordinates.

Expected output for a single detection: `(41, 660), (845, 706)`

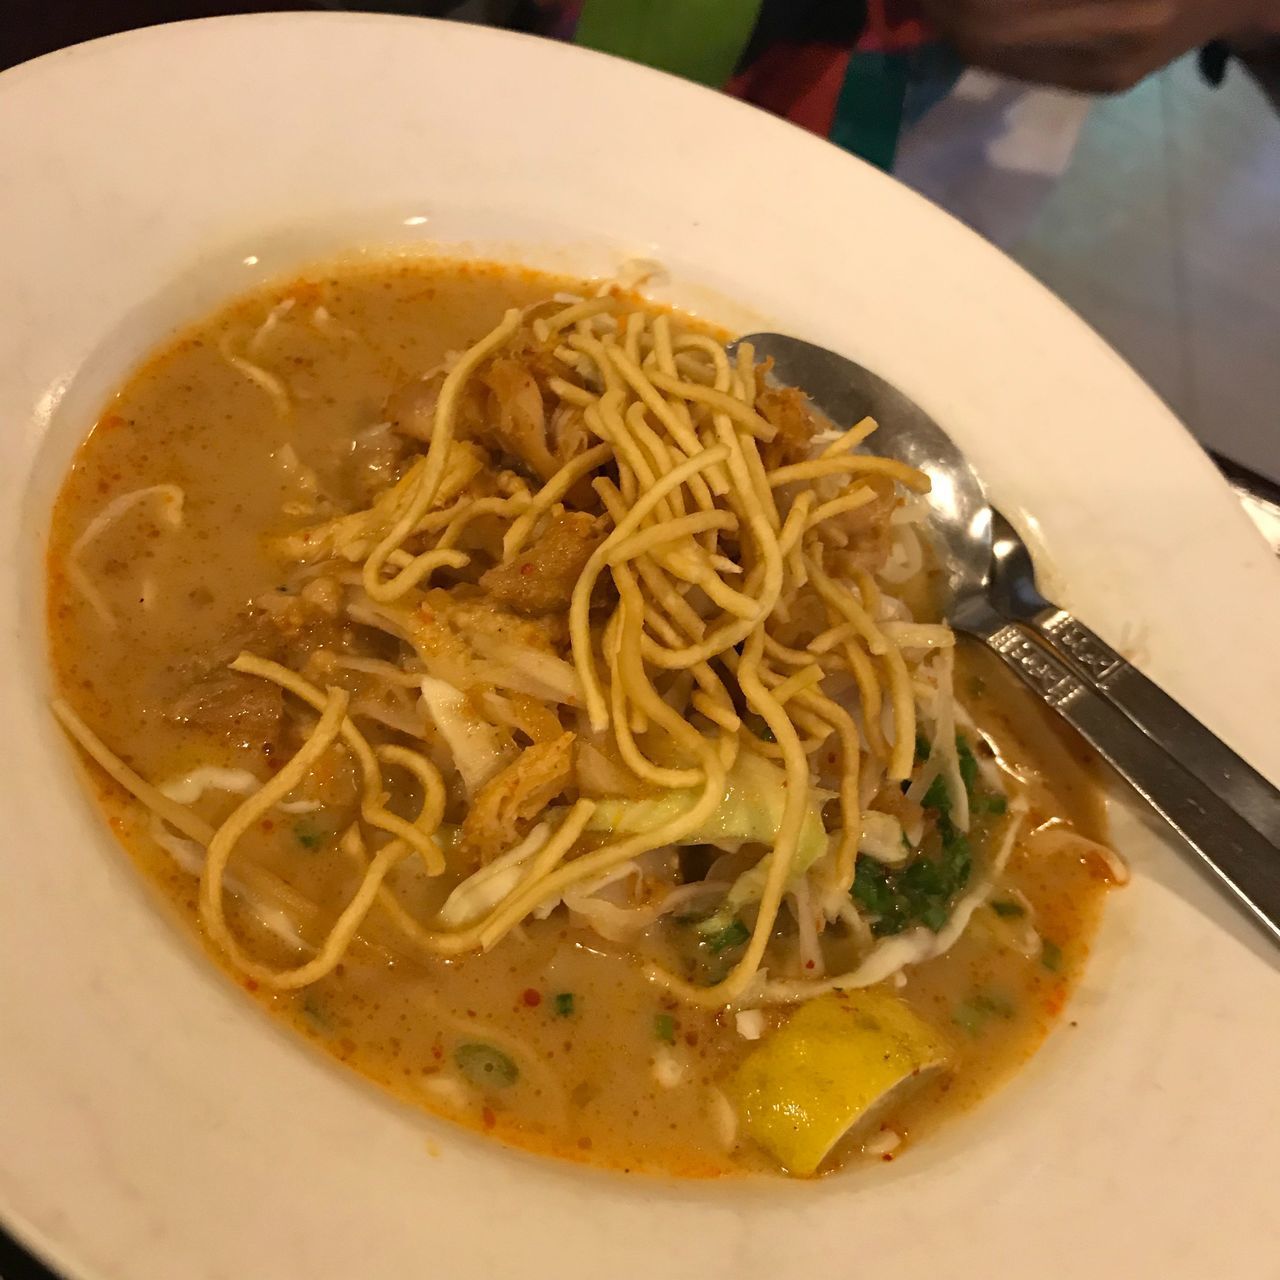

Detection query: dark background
(5, 0), (311, 69)
(0, 1), (535, 71)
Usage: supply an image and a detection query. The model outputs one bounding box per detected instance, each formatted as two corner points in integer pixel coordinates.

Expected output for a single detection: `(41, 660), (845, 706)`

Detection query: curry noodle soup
(47, 260), (1122, 1178)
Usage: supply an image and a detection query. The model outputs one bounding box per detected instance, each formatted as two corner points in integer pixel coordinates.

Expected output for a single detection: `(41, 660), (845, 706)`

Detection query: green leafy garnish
(1041, 939), (1063, 972)
(954, 991), (1015, 1036)
(706, 919), (750, 953)
(991, 899), (1026, 919)
(552, 992), (575, 1018)
(919, 899), (950, 932)
(293, 821), (324, 850)
(852, 738), (1000, 937)
(654, 1013), (677, 1044)
(922, 774), (950, 815)
(852, 827), (972, 938)
(924, 734), (1008, 817)
(454, 1042), (519, 1089)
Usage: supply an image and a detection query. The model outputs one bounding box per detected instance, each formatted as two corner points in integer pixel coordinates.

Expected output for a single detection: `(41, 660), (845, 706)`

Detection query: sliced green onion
(293, 821), (324, 850)
(706, 918), (750, 953)
(454, 1042), (519, 1089)
(953, 991), (1016, 1036)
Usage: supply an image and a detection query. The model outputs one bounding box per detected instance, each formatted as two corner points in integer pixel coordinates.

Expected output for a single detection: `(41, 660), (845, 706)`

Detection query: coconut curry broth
(47, 261), (1115, 1177)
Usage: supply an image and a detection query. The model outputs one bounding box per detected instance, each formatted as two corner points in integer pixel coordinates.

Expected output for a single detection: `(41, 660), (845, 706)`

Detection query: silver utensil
(738, 332), (1280, 945)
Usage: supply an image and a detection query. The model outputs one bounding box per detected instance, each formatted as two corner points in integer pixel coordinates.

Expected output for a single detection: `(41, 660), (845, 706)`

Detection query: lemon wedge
(726, 990), (952, 1176)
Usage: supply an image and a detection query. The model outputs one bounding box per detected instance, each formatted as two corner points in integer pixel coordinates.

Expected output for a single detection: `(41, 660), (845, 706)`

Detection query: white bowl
(2, 15), (1279, 1280)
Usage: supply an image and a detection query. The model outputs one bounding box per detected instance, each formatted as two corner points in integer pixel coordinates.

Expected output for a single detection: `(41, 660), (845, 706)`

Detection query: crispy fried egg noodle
(53, 292), (1034, 1007)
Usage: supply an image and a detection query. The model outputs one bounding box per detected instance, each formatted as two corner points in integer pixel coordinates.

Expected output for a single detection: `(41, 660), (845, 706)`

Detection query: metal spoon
(738, 331), (1280, 945)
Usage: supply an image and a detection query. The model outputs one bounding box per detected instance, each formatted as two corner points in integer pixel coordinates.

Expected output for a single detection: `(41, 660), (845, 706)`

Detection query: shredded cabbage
(419, 676), (514, 795)
(587, 753), (831, 920)
(437, 823), (550, 927)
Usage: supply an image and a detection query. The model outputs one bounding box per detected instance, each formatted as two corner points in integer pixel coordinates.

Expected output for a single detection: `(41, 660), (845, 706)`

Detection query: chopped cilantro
(293, 821), (324, 850)
(922, 774), (950, 814)
(852, 830), (973, 938)
(991, 899), (1026, 919)
(552, 992), (575, 1018)
(950, 735), (1009, 816)
(1041, 939), (1063, 972)
(654, 1013), (677, 1044)
(706, 919), (750, 953)
(919, 900), (950, 932)
(854, 744), (990, 936)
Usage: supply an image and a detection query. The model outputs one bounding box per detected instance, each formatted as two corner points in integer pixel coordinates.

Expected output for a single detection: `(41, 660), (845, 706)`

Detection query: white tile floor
(1010, 54), (1280, 481)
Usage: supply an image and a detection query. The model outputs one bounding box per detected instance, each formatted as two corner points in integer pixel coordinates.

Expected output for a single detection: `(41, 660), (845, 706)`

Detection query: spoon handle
(1028, 608), (1280, 846)
(978, 620), (1280, 946)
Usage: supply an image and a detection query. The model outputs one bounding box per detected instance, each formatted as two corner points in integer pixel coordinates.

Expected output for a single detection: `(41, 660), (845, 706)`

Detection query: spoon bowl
(738, 332), (993, 618)
(737, 330), (1280, 945)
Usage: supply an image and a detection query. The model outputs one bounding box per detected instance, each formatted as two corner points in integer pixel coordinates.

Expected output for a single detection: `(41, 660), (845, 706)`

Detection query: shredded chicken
(757, 381), (819, 465)
(384, 367), (451, 444)
(386, 342), (592, 486)
(419, 590), (565, 656)
(348, 425), (412, 505)
(479, 689), (565, 744)
(823, 476), (898, 572)
(479, 357), (557, 479)
(397, 589), (580, 705)
(168, 670), (284, 753)
(277, 442), (488, 564)
(459, 731), (577, 862)
(479, 512), (606, 615)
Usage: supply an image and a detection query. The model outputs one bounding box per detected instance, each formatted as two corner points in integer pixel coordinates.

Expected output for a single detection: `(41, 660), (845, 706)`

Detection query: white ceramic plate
(2, 15), (1279, 1280)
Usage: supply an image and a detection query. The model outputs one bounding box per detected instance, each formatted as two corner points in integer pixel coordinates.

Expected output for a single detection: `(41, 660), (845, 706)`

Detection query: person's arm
(917, 0), (1280, 93)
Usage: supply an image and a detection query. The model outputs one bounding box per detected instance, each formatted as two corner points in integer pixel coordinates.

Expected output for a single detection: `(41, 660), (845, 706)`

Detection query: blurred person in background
(5, 0), (1278, 243)
(511, 0), (1280, 245)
